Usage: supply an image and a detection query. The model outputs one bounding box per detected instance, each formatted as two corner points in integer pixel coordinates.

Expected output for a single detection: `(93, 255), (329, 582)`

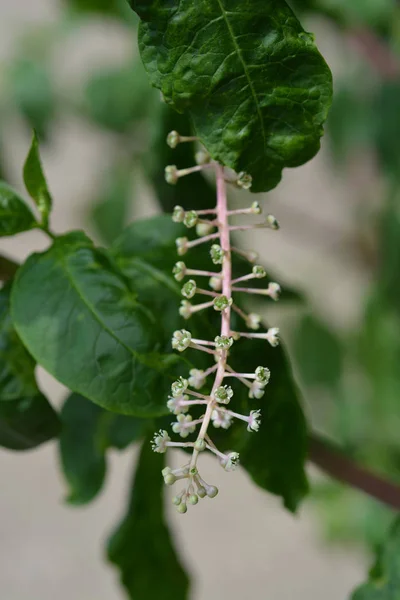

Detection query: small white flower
(266, 327), (280, 347)
(255, 366), (270, 384)
(252, 265), (266, 279)
(172, 205), (185, 222)
(151, 430), (170, 453)
(266, 214), (279, 230)
(249, 381), (266, 399)
(214, 385), (233, 404)
(167, 394), (189, 415)
(183, 210), (198, 228)
(220, 451), (240, 471)
(171, 377), (189, 397)
(246, 313), (261, 330)
(188, 368), (206, 390)
(196, 222), (214, 237)
(210, 244), (224, 265)
(213, 295), (232, 312)
(247, 410), (261, 432)
(211, 409), (232, 429)
(195, 149), (210, 165)
(165, 166), (179, 185)
(172, 414), (196, 438)
(181, 279), (196, 299)
(236, 171), (252, 190)
(172, 329), (192, 352)
(167, 131), (180, 149)
(214, 335), (233, 350)
(251, 201), (261, 214)
(267, 282), (281, 301)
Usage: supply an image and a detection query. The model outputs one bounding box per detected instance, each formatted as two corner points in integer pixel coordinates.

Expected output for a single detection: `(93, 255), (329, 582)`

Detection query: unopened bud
(206, 485), (219, 498)
(165, 165), (179, 185)
(194, 438), (206, 452)
(177, 502), (187, 514)
(236, 171), (252, 190)
(188, 494), (199, 505)
(164, 473), (176, 485)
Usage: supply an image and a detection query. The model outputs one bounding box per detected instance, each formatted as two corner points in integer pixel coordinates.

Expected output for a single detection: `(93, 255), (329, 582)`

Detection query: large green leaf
(59, 392), (145, 505)
(11, 231), (177, 416)
(23, 131), (52, 227)
(107, 440), (190, 600)
(0, 181), (37, 237)
(131, 0), (332, 192)
(0, 283), (38, 401)
(0, 393), (60, 450)
(351, 516), (400, 599)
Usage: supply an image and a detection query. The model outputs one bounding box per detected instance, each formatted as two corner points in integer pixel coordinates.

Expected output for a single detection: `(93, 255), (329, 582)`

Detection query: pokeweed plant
(3, 1), (400, 599)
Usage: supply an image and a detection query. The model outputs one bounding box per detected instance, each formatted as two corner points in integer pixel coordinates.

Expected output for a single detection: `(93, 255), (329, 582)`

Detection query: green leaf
(0, 180), (37, 237)
(351, 516), (400, 599)
(146, 103), (217, 213)
(0, 392), (60, 450)
(11, 231), (176, 417)
(132, 0), (332, 192)
(9, 57), (55, 140)
(84, 60), (156, 132)
(89, 164), (132, 245)
(293, 314), (343, 388)
(230, 337), (309, 511)
(23, 131), (52, 227)
(107, 440), (190, 600)
(59, 392), (145, 505)
(65, 0), (137, 20)
(0, 283), (38, 401)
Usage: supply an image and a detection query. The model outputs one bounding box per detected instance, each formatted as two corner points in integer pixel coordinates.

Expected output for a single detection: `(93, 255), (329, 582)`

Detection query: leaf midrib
(215, 0), (267, 154)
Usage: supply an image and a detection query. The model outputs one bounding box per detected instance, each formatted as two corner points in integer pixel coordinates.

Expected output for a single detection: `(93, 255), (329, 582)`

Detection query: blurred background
(1, 0), (400, 598)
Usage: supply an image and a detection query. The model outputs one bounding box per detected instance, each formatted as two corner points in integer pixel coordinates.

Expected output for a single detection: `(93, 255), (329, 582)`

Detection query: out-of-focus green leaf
(374, 82), (400, 177)
(351, 515), (400, 599)
(0, 181), (37, 237)
(90, 164), (132, 245)
(64, 0), (137, 21)
(294, 314), (343, 388)
(23, 131), (52, 227)
(9, 57), (55, 140)
(59, 392), (145, 505)
(0, 393), (60, 451)
(132, 0), (332, 192)
(107, 440), (190, 600)
(84, 60), (155, 132)
(11, 231), (181, 417)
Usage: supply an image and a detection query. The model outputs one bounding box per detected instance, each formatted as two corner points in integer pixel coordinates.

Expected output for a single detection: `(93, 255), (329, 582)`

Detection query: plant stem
(308, 432), (400, 510)
(189, 163), (231, 470)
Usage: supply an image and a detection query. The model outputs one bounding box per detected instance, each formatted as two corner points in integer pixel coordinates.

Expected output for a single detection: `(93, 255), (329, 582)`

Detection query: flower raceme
(151, 131), (281, 514)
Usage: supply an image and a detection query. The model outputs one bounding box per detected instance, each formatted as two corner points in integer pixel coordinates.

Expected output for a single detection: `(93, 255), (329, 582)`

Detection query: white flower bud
(206, 485), (218, 498)
(266, 214), (280, 230)
(267, 282), (281, 301)
(179, 300), (192, 320)
(247, 409), (261, 432)
(172, 205), (185, 222)
(249, 381), (266, 399)
(196, 222), (214, 237)
(251, 201), (261, 214)
(165, 165), (179, 185)
(188, 494), (199, 505)
(209, 276), (222, 291)
(177, 502), (187, 514)
(166, 131), (180, 148)
(172, 414), (196, 438)
(188, 368), (206, 389)
(195, 150), (210, 165)
(246, 313), (261, 330)
(164, 473), (176, 485)
(266, 327), (280, 347)
(194, 438), (206, 452)
(176, 237), (188, 255)
(197, 486), (207, 498)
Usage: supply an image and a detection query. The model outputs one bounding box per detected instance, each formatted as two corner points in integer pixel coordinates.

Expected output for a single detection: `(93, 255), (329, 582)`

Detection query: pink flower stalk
(151, 132), (282, 513)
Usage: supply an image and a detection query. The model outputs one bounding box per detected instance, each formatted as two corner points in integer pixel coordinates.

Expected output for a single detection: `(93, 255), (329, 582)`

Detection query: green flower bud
(183, 210), (198, 228)
(175, 237), (188, 256)
(194, 438), (206, 452)
(188, 494), (199, 505)
(251, 201), (261, 214)
(197, 486), (207, 498)
(177, 502), (187, 514)
(164, 473), (176, 485)
(172, 495), (182, 506)
(173, 261), (186, 281)
(266, 214), (279, 230)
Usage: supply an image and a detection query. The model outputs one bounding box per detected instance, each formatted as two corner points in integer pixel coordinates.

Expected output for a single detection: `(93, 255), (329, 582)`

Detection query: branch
(308, 432), (400, 510)
(0, 254), (19, 282)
